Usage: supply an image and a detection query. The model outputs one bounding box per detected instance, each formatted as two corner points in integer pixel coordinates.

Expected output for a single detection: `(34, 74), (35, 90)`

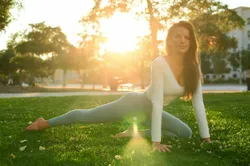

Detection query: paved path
(0, 84), (248, 98)
(0, 91), (127, 98)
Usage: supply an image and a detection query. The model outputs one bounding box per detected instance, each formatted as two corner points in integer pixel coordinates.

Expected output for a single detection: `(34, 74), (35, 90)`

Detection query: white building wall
(228, 7), (250, 50)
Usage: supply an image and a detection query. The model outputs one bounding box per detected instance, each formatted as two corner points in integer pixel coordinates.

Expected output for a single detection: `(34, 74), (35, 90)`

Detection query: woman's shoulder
(152, 56), (166, 66)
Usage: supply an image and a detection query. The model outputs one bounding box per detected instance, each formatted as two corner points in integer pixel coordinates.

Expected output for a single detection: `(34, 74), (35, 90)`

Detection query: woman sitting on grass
(26, 21), (211, 153)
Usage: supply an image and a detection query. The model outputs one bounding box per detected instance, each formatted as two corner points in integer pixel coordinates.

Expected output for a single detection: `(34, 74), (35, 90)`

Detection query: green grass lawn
(0, 93), (250, 166)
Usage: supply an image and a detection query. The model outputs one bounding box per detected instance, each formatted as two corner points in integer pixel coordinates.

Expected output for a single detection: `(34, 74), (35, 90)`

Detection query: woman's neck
(167, 53), (185, 66)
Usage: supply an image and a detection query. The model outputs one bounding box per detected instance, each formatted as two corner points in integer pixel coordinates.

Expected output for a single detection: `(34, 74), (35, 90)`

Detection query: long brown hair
(166, 21), (200, 100)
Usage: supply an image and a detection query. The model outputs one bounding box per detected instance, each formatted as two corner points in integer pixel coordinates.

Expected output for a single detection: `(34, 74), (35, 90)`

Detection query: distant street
(43, 83), (248, 91)
(0, 84), (248, 98)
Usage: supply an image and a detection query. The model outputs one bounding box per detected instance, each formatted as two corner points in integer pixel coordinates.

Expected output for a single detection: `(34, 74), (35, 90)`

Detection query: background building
(204, 6), (250, 82)
(228, 7), (250, 50)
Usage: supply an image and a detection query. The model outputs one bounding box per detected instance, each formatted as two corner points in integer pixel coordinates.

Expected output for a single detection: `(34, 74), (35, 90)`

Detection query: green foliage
(15, 22), (70, 55)
(200, 52), (212, 74)
(0, 49), (17, 75)
(228, 49), (250, 71)
(0, 0), (22, 32)
(200, 52), (231, 76)
(228, 51), (240, 69)
(242, 50), (250, 70)
(0, 93), (250, 165)
(1, 22), (73, 85)
(212, 55), (231, 74)
(11, 55), (52, 77)
(83, 0), (245, 73)
(167, 0), (245, 53)
(81, 0), (133, 22)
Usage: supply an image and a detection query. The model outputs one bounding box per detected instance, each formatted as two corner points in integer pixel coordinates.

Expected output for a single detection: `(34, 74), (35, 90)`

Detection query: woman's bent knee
(179, 126), (192, 138)
(186, 127), (192, 138)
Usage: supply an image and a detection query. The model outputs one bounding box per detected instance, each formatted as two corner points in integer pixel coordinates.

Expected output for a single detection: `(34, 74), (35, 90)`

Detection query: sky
(0, 0), (249, 51)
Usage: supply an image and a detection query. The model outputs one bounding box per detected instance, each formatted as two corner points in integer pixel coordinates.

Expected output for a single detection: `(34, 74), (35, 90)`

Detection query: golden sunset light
(1, 1), (250, 166)
(100, 12), (149, 53)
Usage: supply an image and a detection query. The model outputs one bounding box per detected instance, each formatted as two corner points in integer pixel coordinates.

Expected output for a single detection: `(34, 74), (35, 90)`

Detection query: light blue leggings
(48, 92), (192, 138)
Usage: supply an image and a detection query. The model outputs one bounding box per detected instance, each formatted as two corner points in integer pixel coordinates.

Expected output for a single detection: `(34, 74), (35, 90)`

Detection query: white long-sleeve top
(145, 56), (210, 142)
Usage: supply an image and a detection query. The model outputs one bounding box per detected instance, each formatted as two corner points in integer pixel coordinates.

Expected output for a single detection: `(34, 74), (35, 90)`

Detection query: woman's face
(169, 26), (190, 55)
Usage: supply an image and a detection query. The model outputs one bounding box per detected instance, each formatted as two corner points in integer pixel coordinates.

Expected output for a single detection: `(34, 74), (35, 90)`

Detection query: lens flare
(116, 117), (168, 165)
(118, 120), (151, 164)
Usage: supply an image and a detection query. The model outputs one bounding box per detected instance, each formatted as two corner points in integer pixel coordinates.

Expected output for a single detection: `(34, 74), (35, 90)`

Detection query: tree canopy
(0, 0), (22, 32)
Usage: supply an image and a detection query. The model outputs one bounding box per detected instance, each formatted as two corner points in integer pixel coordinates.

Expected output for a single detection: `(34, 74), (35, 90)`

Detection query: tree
(167, 0), (245, 53)
(212, 54), (231, 80)
(0, 49), (16, 76)
(78, 0), (244, 88)
(229, 51), (240, 70)
(0, 33), (26, 85)
(200, 52), (212, 75)
(100, 0), (244, 58)
(242, 50), (250, 71)
(15, 22), (70, 55)
(0, 0), (22, 32)
(77, 33), (107, 88)
(12, 22), (72, 86)
(53, 49), (74, 86)
(81, 0), (166, 59)
(79, 0), (167, 90)
(82, 0), (244, 65)
(136, 35), (155, 89)
(166, 0), (245, 83)
(242, 50), (250, 90)
(228, 49), (250, 79)
(11, 55), (52, 86)
(80, 1), (112, 88)
(144, 0), (162, 59)
(0, 49), (17, 85)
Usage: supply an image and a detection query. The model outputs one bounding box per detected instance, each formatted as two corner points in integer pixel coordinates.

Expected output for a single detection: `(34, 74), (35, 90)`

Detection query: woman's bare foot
(112, 128), (132, 138)
(25, 117), (49, 131)
(112, 131), (130, 138)
(112, 125), (141, 138)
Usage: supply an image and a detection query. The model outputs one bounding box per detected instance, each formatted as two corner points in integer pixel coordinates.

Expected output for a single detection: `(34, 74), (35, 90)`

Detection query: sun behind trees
(0, 0), (248, 89)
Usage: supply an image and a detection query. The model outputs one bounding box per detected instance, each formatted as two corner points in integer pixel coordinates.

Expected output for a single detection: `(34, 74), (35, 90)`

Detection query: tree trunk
(29, 74), (35, 87)
(80, 71), (85, 89)
(247, 69), (250, 91)
(62, 69), (67, 87)
(76, 68), (81, 80)
(146, 0), (159, 59)
(103, 64), (108, 89)
(18, 70), (23, 86)
(141, 60), (145, 89)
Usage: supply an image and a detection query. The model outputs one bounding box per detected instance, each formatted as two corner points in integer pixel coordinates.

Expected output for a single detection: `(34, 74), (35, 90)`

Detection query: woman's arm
(150, 59), (164, 143)
(191, 79), (210, 140)
(150, 59), (173, 152)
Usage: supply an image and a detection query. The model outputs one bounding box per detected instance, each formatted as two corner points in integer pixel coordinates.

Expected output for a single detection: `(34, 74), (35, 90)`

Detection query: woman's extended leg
(25, 92), (151, 131)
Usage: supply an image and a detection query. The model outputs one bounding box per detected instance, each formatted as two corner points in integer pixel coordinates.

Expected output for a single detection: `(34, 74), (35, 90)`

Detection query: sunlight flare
(100, 12), (149, 53)
(119, 118), (152, 163)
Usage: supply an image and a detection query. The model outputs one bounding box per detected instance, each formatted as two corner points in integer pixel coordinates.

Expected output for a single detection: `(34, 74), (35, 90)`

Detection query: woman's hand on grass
(152, 142), (172, 153)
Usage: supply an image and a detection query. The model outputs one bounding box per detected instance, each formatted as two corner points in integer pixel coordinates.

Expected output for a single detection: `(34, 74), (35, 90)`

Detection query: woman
(26, 21), (211, 153)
